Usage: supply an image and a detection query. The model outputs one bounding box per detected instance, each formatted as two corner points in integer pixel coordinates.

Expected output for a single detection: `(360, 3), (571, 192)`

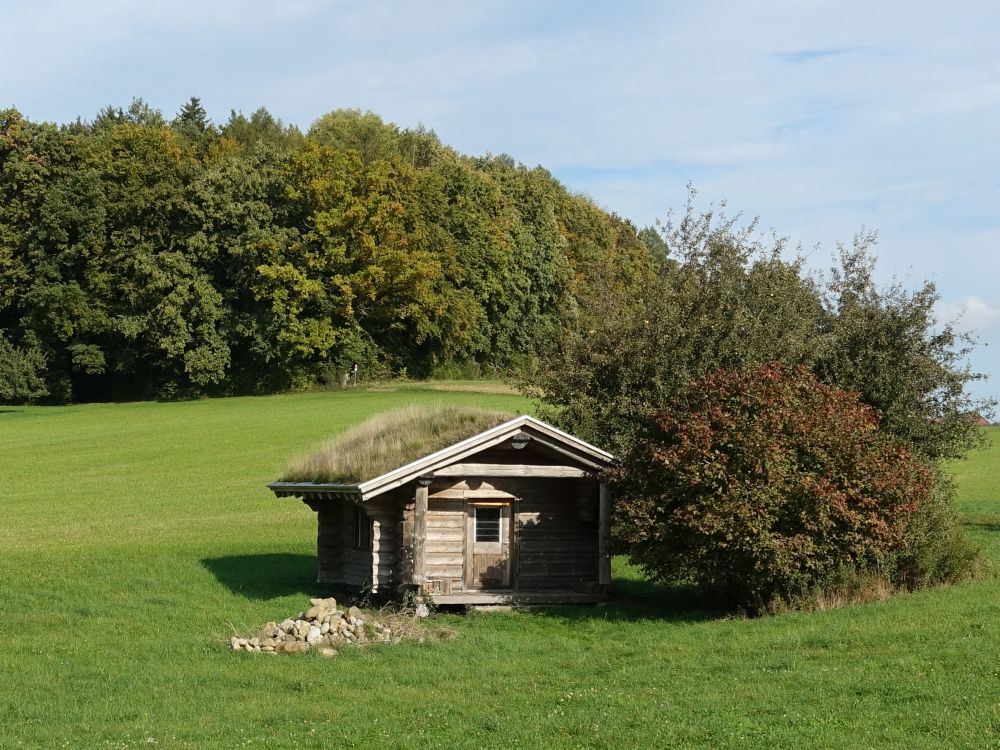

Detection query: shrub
(607, 363), (974, 612)
(0, 332), (48, 404)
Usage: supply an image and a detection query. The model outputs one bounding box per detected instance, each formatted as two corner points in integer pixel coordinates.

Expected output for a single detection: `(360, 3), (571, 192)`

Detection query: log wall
(314, 497), (400, 592)
(515, 478), (599, 590)
(425, 497), (466, 586)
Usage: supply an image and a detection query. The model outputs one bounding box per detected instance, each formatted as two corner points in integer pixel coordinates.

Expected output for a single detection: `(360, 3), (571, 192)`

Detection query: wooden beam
(518, 434), (606, 471)
(413, 479), (430, 587)
(429, 488), (517, 500)
(434, 463), (594, 478)
(598, 483), (611, 587)
(432, 590), (607, 605)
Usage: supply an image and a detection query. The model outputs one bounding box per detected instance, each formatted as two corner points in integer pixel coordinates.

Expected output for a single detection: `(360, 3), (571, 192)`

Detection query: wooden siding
(425, 496), (467, 590)
(515, 479), (599, 591)
(315, 497), (400, 592)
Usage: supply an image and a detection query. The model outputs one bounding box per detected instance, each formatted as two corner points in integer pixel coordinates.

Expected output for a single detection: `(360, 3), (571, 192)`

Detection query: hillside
(1, 388), (998, 748)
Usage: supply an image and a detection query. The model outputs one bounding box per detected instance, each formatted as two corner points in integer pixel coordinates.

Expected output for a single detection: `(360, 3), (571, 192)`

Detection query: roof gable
(268, 415), (615, 501)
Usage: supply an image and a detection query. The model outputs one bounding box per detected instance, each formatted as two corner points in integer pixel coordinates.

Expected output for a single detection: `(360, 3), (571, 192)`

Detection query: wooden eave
(267, 415), (615, 502)
(267, 483), (363, 502)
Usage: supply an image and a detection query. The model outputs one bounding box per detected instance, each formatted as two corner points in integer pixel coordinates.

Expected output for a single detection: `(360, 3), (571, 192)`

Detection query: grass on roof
(280, 403), (517, 484)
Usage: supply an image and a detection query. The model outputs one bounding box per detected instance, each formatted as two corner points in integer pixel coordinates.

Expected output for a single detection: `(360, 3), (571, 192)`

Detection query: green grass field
(1, 387), (998, 749)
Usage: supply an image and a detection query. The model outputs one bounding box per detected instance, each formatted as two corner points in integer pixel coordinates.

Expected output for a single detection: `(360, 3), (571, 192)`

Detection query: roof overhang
(267, 482), (362, 502)
(267, 415), (615, 503)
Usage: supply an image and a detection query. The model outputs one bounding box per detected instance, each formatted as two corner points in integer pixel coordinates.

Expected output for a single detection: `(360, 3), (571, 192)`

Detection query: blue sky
(3, 0), (998, 404)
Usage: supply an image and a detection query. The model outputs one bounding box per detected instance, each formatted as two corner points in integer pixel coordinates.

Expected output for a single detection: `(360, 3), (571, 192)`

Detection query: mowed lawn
(1, 387), (998, 749)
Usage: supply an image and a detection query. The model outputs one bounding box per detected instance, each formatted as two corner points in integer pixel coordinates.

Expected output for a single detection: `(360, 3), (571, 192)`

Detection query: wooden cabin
(268, 415), (616, 605)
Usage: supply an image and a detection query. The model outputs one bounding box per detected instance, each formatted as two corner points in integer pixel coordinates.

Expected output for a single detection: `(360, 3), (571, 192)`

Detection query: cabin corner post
(598, 483), (611, 589)
(413, 476), (432, 589)
(301, 496), (327, 585)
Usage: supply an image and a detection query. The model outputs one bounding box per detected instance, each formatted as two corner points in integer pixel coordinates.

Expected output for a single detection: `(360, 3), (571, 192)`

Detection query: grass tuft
(280, 403), (516, 483)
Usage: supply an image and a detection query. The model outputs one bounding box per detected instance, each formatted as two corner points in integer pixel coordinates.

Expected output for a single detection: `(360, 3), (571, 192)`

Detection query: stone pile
(228, 597), (393, 656)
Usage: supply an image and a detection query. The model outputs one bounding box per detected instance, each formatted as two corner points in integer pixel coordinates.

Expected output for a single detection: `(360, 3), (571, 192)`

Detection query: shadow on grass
(201, 553), (324, 600)
(202, 553), (729, 621)
(520, 577), (730, 625)
(0, 408), (22, 415)
(966, 520), (1000, 533)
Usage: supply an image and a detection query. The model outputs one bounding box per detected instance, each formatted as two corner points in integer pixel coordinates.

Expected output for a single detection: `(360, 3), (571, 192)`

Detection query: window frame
(354, 504), (371, 549)
(474, 505), (502, 543)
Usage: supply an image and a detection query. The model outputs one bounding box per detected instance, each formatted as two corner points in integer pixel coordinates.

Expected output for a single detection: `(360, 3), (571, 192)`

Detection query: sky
(2, 0), (998, 405)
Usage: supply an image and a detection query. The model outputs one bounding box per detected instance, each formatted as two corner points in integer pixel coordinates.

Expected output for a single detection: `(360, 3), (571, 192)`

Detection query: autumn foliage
(608, 363), (957, 611)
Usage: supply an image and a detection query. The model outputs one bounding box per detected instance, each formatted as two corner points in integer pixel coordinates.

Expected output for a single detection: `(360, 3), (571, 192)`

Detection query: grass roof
(281, 404), (517, 484)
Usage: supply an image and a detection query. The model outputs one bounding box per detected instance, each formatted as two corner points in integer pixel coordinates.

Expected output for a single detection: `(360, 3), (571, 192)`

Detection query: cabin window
(475, 506), (501, 543)
(354, 505), (371, 549)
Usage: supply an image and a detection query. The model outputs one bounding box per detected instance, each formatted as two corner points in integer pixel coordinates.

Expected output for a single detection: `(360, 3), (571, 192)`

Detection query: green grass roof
(280, 404), (516, 484)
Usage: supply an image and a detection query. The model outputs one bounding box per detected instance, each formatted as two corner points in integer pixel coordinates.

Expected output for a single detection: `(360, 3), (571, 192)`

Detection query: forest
(0, 98), (653, 402)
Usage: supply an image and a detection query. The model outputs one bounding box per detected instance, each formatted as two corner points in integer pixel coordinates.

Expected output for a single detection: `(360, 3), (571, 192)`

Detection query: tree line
(0, 98), (652, 402)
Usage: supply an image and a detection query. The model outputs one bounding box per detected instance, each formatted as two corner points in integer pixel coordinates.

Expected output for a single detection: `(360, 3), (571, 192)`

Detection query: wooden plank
(518, 540), (596, 553)
(426, 517), (465, 530)
(430, 479), (492, 491)
(517, 551), (595, 565)
(426, 566), (464, 578)
(517, 496), (598, 509)
(427, 540), (463, 555)
(427, 547), (463, 559)
(518, 518), (594, 527)
(518, 561), (594, 574)
(510, 497), (519, 593)
(426, 514), (466, 523)
(598, 483), (611, 586)
(518, 567), (596, 579)
(426, 529), (464, 541)
(341, 561), (375, 576)
(472, 552), (506, 588)
(434, 463), (594, 478)
(427, 542), (463, 555)
(401, 501), (414, 584)
(463, 502), (473, 591)
(428, 499), (466, 512)
(518, 553), (596, 565)
(414, 483), (428, 586)
(432, 590), (606, 605)
(428, 554), (466, 568)
(517, 532), (594, 543)
(516, 577), (596, 589)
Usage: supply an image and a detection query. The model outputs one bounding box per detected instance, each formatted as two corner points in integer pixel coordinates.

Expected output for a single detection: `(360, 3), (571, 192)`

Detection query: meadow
(1, 385), (998, 749)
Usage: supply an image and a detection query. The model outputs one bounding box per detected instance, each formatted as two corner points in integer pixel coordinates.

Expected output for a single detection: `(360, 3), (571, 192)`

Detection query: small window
(475, 507), (501, 543)
(354, 505), (371, 549)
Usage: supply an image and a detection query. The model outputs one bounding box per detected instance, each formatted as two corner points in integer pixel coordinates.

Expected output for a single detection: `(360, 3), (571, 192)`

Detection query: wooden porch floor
(431, 589), (606, 605)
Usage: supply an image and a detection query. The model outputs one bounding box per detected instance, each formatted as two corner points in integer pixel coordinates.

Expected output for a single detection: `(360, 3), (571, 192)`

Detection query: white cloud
(937, 297), (1000, 335)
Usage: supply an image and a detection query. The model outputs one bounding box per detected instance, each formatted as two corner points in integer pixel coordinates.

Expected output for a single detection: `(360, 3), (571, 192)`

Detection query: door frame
(464, 499), (517, 591)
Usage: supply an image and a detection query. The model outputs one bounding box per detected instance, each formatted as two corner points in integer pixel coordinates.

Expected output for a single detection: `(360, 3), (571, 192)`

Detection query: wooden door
(465, 502), (512, 590)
